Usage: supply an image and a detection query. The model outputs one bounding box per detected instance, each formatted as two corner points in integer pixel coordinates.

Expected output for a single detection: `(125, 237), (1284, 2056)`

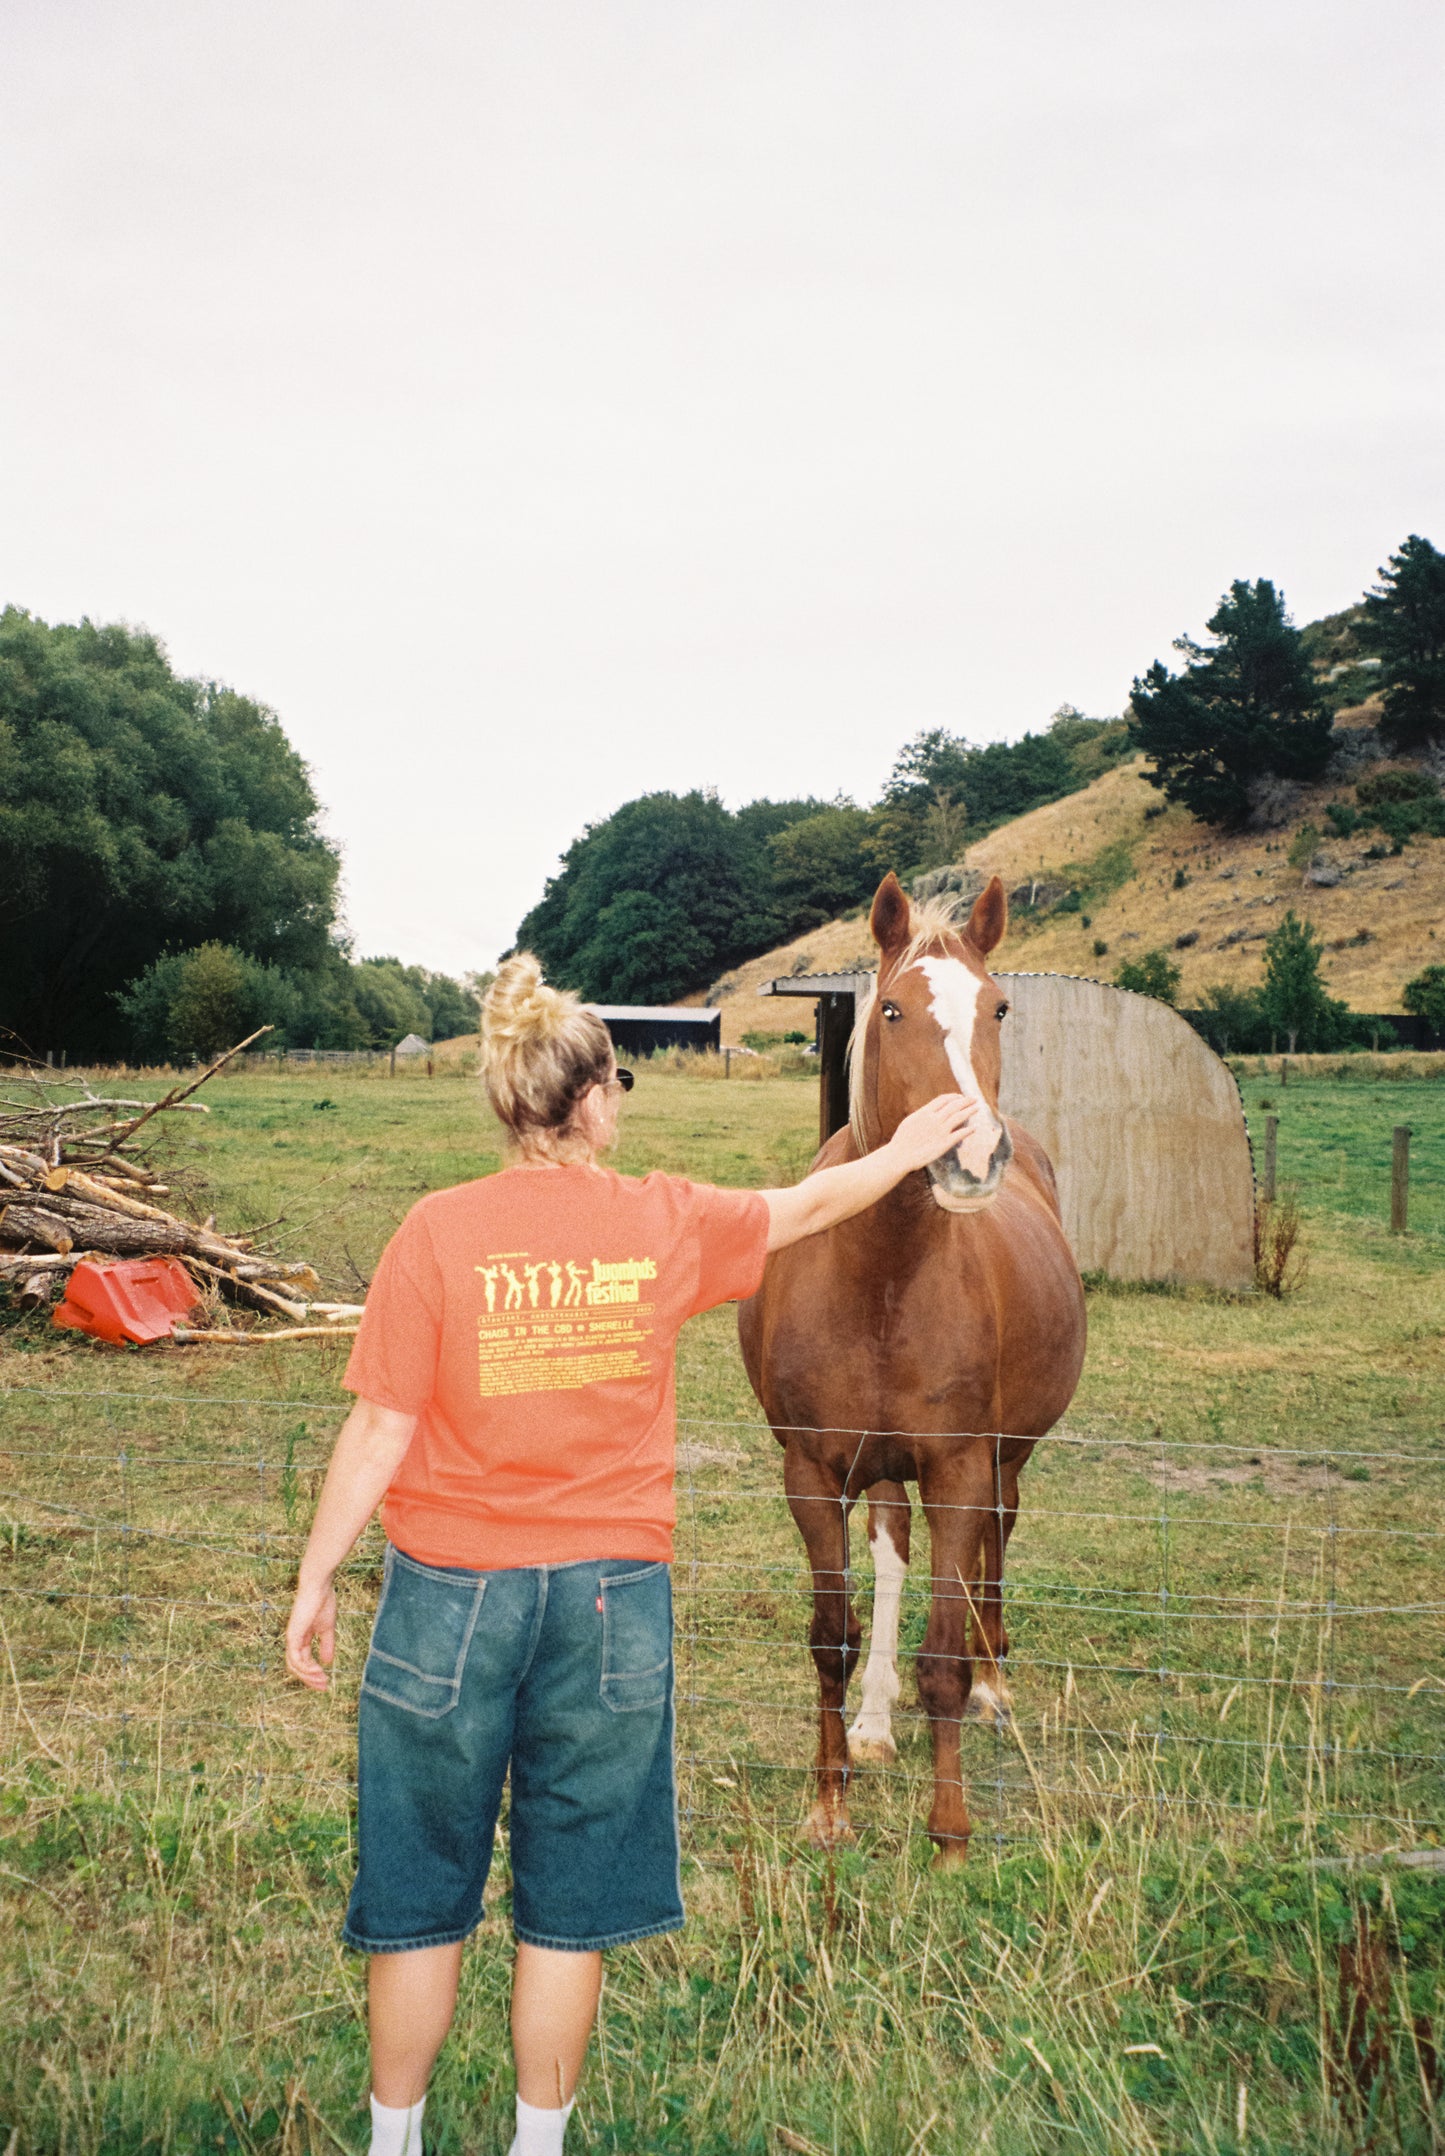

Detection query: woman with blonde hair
(285, 955), (975, 2156)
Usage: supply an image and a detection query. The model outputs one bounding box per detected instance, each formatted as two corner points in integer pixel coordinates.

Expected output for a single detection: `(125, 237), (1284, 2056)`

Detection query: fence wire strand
(2, 1385), (1441, 1849)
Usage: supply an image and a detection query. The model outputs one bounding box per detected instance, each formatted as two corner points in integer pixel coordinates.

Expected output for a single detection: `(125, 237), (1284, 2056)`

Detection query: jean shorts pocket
(361, 1547), (486, 1719)
(599, 1562), (672, 1714)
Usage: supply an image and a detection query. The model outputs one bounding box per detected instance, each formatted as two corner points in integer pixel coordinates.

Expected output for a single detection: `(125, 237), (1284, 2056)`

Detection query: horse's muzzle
(926, 1123), (1013, 1212)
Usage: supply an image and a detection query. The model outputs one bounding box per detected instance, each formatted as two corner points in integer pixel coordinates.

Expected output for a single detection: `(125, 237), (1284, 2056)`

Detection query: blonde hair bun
(481, 952), (613, 1139)
(483, 953), (570, 1048)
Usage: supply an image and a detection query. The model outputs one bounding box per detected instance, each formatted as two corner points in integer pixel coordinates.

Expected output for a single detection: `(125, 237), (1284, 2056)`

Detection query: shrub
(1287, 822), (1320, 870)
(118, 943), (298, 1062)
(1355, 767), (1439, 805)
(1373, 797), (1445, 843)
(1195, 982), (1269, 1054)
(1403, 964), (1445, 1031)
(1254, 1189), (1306, 1297)
(1114, 950), (1181, 1004)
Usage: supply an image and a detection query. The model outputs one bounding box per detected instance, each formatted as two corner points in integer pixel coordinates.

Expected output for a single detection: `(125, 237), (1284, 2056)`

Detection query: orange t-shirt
(344, 1162), (769, 1569)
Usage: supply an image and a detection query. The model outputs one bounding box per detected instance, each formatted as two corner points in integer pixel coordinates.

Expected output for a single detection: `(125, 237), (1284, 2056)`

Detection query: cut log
(44, 1167), (179, 1223)
(0, 1206), (74, 1254)
(17, 1272), (62, 1310)
(0, 1145), (51, 1176)
(95, 1158), (162, 1186)
(187, 1258), (309, 1323)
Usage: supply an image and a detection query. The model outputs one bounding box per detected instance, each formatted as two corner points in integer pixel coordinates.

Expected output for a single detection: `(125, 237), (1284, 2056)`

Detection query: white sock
(369, 2091), (426, 2156)
(508, 2092), (575, 2156)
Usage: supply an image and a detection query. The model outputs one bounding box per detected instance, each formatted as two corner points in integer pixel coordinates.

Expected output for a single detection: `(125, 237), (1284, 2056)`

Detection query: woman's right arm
(760, 1093), (978, 1252)
(283, 1397), (418, 1689)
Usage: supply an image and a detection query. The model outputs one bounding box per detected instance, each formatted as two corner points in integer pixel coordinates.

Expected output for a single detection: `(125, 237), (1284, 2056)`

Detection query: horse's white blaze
(847, 1516), (908, 1757)
(915, 957), (1005, 1183)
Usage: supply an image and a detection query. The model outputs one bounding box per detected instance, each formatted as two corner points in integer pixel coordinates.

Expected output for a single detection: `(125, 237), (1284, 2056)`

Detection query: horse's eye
(995, 1002), (1009, 1022)
(881, 1000), (902, 1022)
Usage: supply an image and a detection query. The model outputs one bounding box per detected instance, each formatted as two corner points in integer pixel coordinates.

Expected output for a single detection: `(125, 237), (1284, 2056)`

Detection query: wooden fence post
(1391, 1126), (1411, 1233)
(1263, 1115), (1278, 1204)
(724, 1049), (731, 1078)
(389, 1047), (396, 1078)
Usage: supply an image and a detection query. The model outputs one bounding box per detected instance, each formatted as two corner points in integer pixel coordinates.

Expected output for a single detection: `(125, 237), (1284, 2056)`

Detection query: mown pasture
(1, 1060), (1442, 2154)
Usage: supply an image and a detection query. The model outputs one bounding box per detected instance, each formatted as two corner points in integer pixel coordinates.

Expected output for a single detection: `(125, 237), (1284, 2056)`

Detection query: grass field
(1, 1061), (1442, 2153)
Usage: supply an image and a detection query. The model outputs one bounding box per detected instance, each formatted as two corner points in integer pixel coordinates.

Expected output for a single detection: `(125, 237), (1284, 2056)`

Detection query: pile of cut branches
(0, 1030), (362, 1341)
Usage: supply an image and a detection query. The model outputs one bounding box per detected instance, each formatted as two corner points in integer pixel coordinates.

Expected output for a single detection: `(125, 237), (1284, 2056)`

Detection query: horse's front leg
(847, 1480), (911, 1763)
(916, 1451), (994, 1867)
(785, 1444), (860, 1847)
(964, 1452), (1020, 1731)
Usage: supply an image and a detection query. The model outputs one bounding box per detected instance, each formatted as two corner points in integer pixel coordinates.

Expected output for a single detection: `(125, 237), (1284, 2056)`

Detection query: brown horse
(738, 870), (1086, 1862)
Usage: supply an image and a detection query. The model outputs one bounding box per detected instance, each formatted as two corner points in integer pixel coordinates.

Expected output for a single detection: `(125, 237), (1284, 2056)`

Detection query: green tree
(918, 788), (967, 870)
(1128, 580), (1333, 827)
(767, 804), (887, 933)
(1359, 533), (1445, 752)
(1194, 982), (1269, 1055)
(1113, 949), (1181, 1005)
(1403, 964), (1445, 1032)
(513, 791), (829, 1002)
(424, 971), (482, 1040)
(117, 942), (298, 1061)
(1258, 910), (1359, 1052)
(0, 609), (340, 1057)
(879, 726), (1080, 859)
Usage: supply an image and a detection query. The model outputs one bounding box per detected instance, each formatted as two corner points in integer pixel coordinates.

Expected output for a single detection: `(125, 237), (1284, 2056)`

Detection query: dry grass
(0, 1063), (1442, 2151)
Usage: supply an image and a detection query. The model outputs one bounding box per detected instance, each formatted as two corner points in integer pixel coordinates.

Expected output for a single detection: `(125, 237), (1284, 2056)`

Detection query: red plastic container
(52, 1257), (203, 1346)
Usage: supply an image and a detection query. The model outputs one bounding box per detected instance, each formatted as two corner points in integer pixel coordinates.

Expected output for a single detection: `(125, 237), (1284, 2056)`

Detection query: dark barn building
(586, 1005), (722, 1057)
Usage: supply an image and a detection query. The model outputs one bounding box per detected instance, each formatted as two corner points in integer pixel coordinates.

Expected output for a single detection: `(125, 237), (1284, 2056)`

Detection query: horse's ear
(964, 875), (1007, 956)
(870, 872), (912, 958)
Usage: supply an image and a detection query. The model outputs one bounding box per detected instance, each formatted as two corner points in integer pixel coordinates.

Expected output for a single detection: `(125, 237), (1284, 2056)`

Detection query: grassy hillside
(711, 708), (1444, 1040)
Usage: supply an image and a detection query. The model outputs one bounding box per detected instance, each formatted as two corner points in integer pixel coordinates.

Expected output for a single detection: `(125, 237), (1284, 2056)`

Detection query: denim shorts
(342, 1545), (683, 1955)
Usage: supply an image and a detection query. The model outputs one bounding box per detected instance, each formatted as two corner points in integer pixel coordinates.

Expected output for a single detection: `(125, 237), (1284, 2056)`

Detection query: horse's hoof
(963, 1684), (1012, 1730)
(929, 1836), (971, 1871)
(804, 1804), (856, 1850)
(847, 1731), (898, 1765)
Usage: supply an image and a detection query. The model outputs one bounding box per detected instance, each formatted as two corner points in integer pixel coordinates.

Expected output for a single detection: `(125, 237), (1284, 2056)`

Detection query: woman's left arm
(284, 1397), (418, 1689)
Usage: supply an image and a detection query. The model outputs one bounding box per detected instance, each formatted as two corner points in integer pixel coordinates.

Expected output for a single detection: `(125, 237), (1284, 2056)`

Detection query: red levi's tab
(344, 1163), (769, 1571)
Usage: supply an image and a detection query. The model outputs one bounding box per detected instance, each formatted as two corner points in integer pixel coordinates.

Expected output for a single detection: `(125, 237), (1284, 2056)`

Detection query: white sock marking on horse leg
(848, 1517), (908, 1757)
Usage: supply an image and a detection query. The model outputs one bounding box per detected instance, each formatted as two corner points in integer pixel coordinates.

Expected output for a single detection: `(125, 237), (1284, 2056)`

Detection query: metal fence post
(1391, 1126), (1411, 1233)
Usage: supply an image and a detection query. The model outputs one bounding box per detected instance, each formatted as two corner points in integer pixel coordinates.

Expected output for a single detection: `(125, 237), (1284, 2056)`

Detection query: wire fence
(1, 1384), (1441, 1856)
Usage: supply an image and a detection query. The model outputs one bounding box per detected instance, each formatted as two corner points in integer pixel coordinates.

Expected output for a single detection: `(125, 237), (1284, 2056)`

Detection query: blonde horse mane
(846, 890), (973, 1155)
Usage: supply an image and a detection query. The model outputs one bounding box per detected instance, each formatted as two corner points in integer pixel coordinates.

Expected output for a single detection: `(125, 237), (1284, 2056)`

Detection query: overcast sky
(3, 1), (1442, 975)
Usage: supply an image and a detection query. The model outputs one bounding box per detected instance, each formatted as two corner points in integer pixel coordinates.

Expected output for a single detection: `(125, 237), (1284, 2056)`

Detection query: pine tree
(1359, 534), (1445, 752)
(1128, 580), (1333, 827)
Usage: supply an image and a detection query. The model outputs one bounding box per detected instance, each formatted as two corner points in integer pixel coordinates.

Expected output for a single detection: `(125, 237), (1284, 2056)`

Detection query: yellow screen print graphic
(474, 1253), (659, 1399)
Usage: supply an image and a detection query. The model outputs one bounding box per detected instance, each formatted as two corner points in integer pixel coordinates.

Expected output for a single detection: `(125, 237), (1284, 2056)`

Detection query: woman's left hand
(285, 1573), (338, 1689)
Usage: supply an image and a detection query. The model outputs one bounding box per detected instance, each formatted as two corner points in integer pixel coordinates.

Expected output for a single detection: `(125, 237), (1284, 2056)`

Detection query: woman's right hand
(285, 1571), (338, 1690)
(887, 1093), (978, 1173)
